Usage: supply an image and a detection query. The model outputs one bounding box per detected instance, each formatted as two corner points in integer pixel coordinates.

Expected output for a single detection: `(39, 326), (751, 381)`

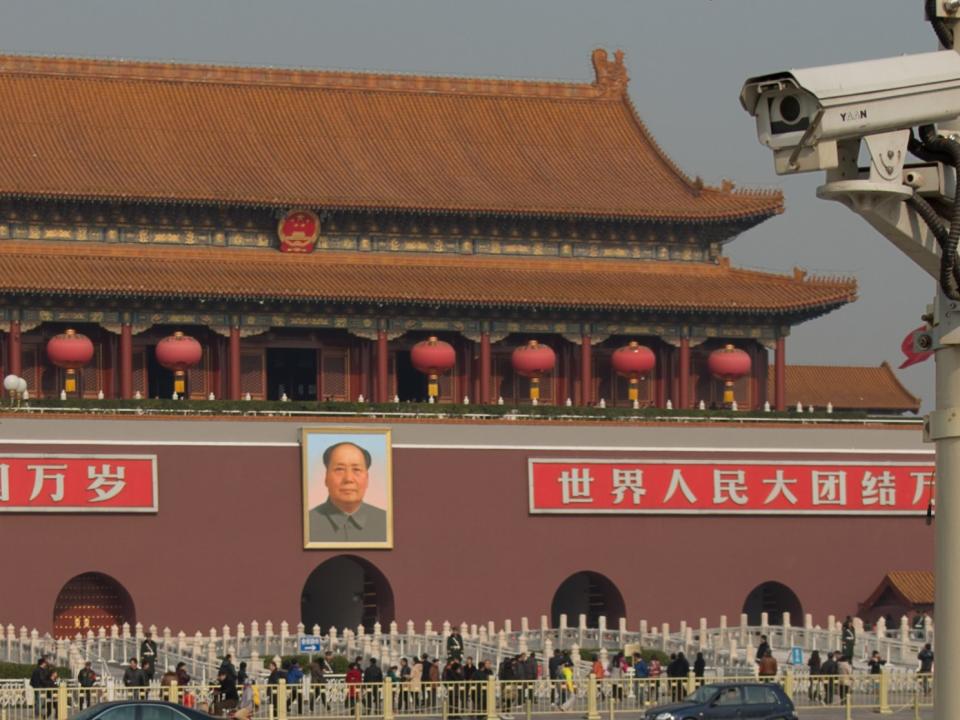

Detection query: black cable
(918, 125), (960, 299)
(909, 129), (952, 165)
(907, 194), (960, 286)
(908, 194), (948, 244)
(927, 0), (954, 48)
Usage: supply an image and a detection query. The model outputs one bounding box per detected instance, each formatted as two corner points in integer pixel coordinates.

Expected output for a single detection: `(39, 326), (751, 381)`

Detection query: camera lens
(779, 95), (802, 124)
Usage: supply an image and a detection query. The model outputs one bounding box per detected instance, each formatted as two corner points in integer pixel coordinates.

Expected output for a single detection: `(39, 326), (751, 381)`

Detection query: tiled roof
(0, 50), (782, 223)
(767, 362), (920, 412)
(886, 571), (934, 605)
(0, 241), (854, 315)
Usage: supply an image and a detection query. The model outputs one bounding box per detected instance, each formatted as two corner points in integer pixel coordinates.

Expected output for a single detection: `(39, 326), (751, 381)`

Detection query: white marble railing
(0, 611), (934, 680)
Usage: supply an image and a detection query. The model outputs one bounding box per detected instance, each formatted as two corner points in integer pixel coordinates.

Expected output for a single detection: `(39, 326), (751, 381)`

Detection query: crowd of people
(22, 617), (937, 719)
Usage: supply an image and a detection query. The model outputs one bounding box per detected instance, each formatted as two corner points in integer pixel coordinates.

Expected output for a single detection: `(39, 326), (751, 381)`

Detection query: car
(644, 682), (798, 720)
(71, 701), (215, 720)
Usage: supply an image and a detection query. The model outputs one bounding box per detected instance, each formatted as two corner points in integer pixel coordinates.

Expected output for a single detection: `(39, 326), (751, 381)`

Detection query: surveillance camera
(740, 50), (960, 174)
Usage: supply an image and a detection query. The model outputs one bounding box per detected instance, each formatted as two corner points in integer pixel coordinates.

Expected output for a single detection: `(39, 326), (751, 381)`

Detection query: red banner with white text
(528, 458), (935, 515)
(0, 455), (158, 512)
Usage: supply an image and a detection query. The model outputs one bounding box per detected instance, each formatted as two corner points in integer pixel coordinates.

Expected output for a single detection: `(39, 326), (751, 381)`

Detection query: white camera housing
(740, 50), (960, 174)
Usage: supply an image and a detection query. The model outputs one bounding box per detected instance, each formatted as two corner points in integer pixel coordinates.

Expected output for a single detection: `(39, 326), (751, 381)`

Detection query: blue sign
(790, 647), (803, 665)
(299, 636), (322, 653)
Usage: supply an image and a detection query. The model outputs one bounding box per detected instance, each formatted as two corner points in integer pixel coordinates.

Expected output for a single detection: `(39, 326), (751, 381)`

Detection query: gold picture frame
(301, 426), (393, 549)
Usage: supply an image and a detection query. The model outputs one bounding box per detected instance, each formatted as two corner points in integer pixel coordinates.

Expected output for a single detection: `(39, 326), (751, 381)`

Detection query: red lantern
(707, 343), (752, 407)
(46, 329), (94, 394)
(410, 336), (456, 399)
(612, 341), (656, 402)
(511, 340), (556, 401)
(155, 331), (203, 395)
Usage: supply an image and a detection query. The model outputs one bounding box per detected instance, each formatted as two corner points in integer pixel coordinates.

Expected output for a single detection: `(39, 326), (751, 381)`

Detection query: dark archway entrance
(550, 571), (626, 628)
(145, 345), (175, 399)
(394, 351), (425, 402)
(301, 556), (395, 633)
(53, 572), (135, 639)
(267, 348), (317, 400)
(742, 581), (803, 625)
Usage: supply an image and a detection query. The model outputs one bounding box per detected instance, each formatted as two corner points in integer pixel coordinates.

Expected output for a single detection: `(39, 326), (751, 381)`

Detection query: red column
(654, 345), (666, 408)
(119, 322), (133, 399)
(358, 341), (370, 402)
(678, 337), (690, 409)
(376, 330), (388, 403)
(580, 334), (592, 406)
(229, 326), (241, 400)
(479, 332), (491, 404)
(775, 336), (786, 411)
(749, 344), (760, 410)
(8, 319), (20, 378)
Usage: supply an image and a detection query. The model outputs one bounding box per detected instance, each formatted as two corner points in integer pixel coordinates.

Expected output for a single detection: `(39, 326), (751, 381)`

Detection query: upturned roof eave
(0, 287), (855, 318)
(0, 188), (783, 226)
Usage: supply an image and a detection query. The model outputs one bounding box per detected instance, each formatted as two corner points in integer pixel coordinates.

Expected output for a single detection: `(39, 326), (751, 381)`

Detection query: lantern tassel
(174, 371), (186, 395)
(629, 377), (639, 402)
(530, 377), (540, 401)
(65, 369), (76, 394)
(428, 374), (439, 399)
(723, 380), (734, 405)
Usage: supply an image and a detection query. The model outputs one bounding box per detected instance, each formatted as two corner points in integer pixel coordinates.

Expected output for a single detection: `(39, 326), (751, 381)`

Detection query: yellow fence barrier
(0, 670), (935, 720)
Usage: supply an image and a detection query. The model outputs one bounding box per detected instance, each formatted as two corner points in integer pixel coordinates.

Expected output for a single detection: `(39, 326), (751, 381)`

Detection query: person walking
(755, 635), (770, 664)
(837, 655), (853, 705)
(77, 661), (99, 709)
(758, 650), (778, 679)
(473, 659), (493, 720)
(917, 643), (934, 695)
(560, 660), (576, 712)
(807, 650), (822, 703)
(410, 657), (423, 710)
(633, 653), (649, 706)
(122, 658), (146, 700)
(345, 662), (362, 711)
(648, 656), (662, 704)
(820, 652), (838, 705)
(693, 652), (706, 686)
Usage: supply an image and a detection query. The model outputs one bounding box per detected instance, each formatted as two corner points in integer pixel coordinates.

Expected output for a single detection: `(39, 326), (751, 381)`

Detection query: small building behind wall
(858, 571), (935, 626)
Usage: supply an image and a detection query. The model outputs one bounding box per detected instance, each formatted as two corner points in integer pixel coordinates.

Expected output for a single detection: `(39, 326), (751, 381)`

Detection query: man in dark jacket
(473, 660), (493, 719)
(363, 658), (384, 711)
(30, 658), (49, 718)
(123, 658), (146, 700)
(677, 652), (690, 701)
(77, 661), (98, 709)
(214, 670), (239, 716)
(820, 652), (838, 704)
(755, 635), (770, 663)
(918, 643), (934, 694)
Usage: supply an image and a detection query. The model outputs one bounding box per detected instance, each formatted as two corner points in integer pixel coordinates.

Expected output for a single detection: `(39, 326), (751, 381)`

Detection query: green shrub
(0, 661), (70, 679)
(263, 655), (349, 673)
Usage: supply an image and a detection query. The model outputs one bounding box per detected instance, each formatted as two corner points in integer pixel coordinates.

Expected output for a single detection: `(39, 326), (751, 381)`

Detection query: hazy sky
(0, 0), (940, 407)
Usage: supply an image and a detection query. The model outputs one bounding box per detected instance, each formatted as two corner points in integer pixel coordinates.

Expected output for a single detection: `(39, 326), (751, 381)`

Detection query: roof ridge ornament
(591, 48), (629, 98)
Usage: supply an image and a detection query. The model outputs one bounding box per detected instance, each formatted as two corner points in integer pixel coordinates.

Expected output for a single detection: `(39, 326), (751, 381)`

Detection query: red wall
(0, 440), (934, 634)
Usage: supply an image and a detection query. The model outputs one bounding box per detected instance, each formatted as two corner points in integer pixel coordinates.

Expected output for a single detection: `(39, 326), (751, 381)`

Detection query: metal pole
(932, 339), (960, 720)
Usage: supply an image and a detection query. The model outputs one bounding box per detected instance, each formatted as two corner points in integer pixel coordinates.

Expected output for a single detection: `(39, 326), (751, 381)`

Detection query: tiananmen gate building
(0, 48), (933, 640)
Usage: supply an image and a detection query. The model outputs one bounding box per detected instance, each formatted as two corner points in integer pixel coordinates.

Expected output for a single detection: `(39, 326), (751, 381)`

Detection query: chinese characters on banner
(0, 455), (158, 512)
(528, 458), (935, 515)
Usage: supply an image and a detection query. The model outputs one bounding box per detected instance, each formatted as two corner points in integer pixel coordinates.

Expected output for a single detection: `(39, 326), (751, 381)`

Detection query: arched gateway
(742, 580), (803, 626)
(53, 572), (135, 639)
(301, 556), (394, 633)
(551, 571), (626, 629)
